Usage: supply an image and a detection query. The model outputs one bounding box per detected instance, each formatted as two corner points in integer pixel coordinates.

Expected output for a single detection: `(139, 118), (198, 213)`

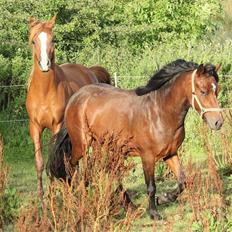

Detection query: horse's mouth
(41, 69), (49, 73)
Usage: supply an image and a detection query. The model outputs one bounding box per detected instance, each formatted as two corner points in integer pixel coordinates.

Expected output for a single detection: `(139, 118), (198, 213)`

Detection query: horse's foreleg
(142, 157), (161, 220)
(29, 122), (44, 200)
(157, 153), (185, 205)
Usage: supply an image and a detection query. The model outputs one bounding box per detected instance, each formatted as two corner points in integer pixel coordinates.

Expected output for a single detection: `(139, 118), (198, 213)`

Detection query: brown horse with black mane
(26, 15), (110, 200)
(47, 59), (223, 219)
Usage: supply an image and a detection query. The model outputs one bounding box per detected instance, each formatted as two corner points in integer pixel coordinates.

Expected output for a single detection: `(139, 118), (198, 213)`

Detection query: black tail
(46, 124), (72, 179)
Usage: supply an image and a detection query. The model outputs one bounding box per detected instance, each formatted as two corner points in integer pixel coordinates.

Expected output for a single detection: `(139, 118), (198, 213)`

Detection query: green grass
(1, 110), (232, 231)
(0, 120), (51, 199)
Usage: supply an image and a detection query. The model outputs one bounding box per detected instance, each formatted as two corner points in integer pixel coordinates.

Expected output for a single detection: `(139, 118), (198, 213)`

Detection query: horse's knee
(35, 156), (44, 173)
(70, 155), (80, 166)
(71, 148), (84, 166)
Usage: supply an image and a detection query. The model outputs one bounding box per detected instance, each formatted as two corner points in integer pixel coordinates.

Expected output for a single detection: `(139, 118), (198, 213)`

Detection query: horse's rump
(89, 66), (111, 84)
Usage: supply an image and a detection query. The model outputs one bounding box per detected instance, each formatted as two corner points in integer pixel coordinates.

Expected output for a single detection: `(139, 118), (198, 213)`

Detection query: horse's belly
(90, 119), (130, 142)
(154, 131), (185, 160)
(88, 114), (139, 155)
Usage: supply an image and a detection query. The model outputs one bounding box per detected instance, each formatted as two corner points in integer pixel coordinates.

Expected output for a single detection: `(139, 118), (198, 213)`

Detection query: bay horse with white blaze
(47, 59), (223, 220)
(26, 16), (110, 200)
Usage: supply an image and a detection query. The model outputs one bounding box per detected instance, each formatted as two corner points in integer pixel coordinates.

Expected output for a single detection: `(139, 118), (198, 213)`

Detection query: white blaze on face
(38, 32), (49, 71)
(212, 83), (216, 93)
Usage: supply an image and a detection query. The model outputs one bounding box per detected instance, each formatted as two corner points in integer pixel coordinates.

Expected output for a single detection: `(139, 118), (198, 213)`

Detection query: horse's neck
(30, 54), (57, 92)
(146, 74), (191, 128)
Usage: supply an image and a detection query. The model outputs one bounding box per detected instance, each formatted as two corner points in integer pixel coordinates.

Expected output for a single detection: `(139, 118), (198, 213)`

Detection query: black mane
(135, 59), (218, 96)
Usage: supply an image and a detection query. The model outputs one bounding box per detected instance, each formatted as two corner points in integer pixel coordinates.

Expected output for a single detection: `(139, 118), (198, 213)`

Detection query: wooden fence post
(113, 72), (117, 87)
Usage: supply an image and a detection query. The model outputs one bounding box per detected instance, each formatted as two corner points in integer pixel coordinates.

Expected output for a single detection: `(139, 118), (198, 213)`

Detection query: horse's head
(190, 64), (223, 130)
(29, 16), (56, 72)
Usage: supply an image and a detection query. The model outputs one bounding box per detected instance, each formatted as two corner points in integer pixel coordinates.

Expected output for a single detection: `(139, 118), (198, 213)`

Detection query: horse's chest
(144, 126), (185, 160)
(160, 128), (185, 157)
(27, 94), (65, 127)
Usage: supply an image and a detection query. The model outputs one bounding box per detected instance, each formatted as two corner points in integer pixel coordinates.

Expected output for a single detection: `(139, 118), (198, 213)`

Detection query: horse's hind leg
(66, 118), (88, 174)
(67, 135), (85, 174)
(157, 153), (185, 205)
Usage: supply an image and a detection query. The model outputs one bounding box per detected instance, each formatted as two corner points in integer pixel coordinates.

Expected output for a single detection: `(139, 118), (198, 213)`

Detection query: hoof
(149, 209), (162, 220)
(157, 193), (176, 205)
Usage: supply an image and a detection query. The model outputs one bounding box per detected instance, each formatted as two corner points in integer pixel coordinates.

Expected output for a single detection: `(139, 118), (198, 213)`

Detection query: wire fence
(0, 84), (26, 88)
(0, 73), (231, 123)
(0, 119), (28, 123)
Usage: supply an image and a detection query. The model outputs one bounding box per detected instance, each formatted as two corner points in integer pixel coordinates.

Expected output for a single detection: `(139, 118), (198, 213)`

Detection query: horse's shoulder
(54, 64), (65, 75)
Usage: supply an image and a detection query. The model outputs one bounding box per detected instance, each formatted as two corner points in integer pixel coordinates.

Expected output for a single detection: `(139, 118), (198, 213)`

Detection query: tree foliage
(0, 0), (221, 61)
(0, 0), (226, 114)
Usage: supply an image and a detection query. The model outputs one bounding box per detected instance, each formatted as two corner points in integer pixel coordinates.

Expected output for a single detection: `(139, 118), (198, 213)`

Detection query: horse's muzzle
(39, 59), (51, 72)
(205, 115), (223, 131)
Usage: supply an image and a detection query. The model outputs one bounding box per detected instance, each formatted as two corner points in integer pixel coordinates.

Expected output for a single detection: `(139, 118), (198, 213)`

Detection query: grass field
(1, 109), (232, 231)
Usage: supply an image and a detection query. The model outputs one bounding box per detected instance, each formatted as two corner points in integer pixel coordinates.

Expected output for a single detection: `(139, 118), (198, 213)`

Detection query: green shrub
(0, 188), (19, 225)
(0, 137), (19, 228)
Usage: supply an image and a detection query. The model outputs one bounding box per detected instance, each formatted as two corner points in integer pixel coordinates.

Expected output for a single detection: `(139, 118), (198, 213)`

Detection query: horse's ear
(196, 64), (204, 76)
(215, 64), (221, 72)
(47, 15), (56, 28)
(29, 17), (39, 28)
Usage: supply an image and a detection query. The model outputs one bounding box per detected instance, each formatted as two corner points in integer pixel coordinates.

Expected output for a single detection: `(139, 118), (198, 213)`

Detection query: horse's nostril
(215, 120), (222, 129)
(38, 61), (42, 68)
(47, 59), (51, 67)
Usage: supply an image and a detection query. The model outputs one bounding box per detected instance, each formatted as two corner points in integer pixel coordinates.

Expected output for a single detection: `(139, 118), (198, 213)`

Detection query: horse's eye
(32, 40), (35, 45)
(200, 90), (207, 96)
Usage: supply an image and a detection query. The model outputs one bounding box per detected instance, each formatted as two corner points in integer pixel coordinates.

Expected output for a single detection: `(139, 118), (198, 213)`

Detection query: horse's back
(60, 63), (98, 86)
(66, 84), (136, 134)
(68, 84), (133, 105)
(66, 84), (135, 120)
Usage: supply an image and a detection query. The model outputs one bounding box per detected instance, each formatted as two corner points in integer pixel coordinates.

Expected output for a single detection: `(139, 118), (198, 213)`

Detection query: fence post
(113, 72), (118, 87)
